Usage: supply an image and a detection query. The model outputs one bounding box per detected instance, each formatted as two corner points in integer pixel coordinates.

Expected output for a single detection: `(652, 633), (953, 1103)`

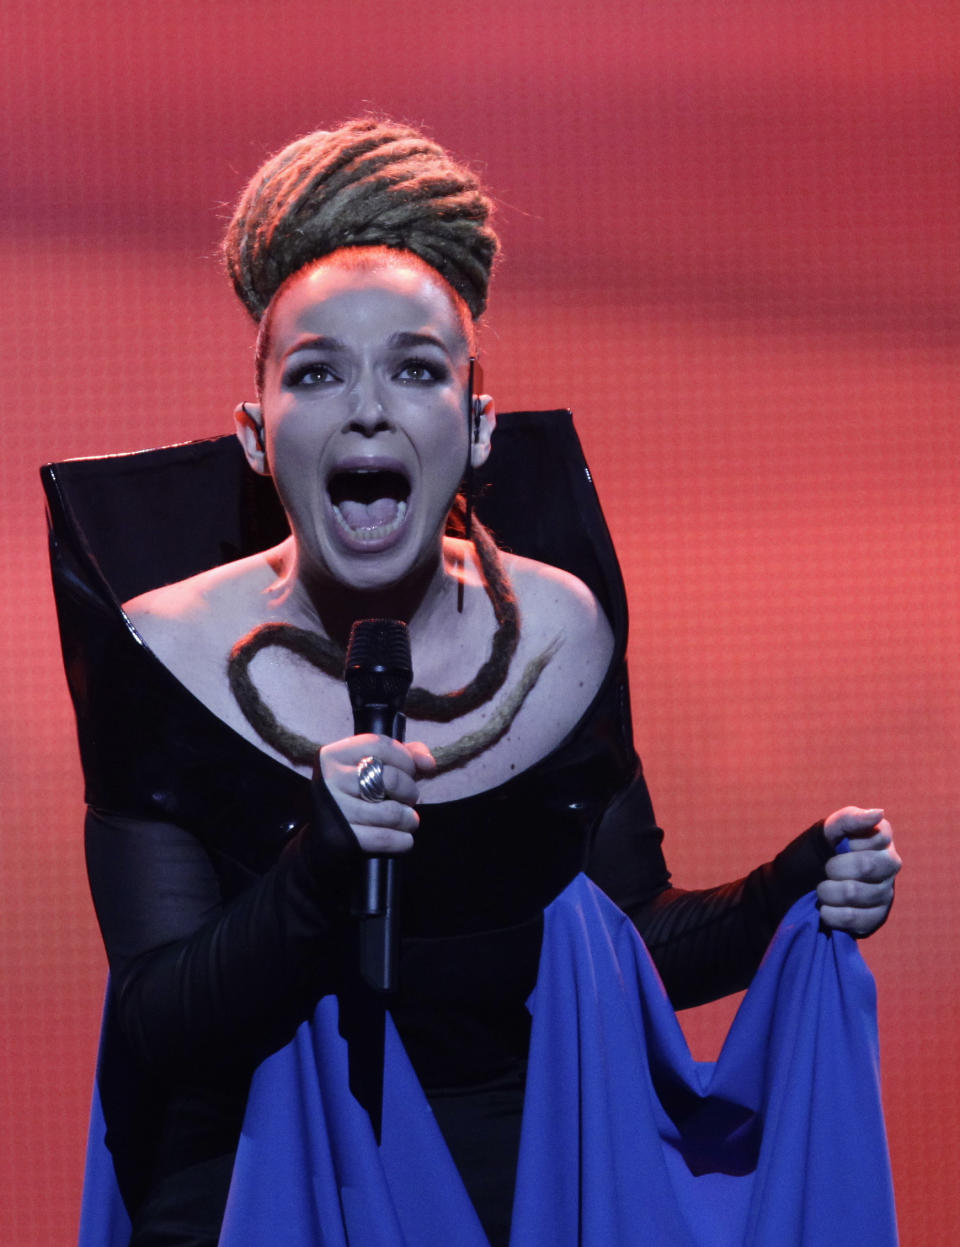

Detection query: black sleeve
(586, 762), (834, 1009)
(85, 773), (364, 1079)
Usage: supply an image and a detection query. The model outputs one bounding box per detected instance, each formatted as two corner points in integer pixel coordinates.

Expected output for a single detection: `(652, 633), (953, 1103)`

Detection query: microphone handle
(353, 705), (405, 994)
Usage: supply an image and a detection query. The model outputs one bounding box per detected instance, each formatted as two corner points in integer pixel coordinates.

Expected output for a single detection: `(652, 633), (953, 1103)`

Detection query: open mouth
(328, 469), (411, 541)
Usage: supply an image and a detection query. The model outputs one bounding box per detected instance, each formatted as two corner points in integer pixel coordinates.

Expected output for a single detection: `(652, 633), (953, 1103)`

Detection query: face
(238, 253), (493, 594)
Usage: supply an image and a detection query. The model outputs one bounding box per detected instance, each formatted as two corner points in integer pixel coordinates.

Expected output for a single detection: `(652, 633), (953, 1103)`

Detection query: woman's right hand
(318, 734), (436, 854)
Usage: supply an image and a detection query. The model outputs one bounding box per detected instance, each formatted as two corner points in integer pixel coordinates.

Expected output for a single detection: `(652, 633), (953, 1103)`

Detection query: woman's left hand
(817, 807), (902, 935)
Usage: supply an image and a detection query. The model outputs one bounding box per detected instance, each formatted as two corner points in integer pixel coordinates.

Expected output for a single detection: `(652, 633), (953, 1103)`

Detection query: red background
(2, 2), (957, 1242)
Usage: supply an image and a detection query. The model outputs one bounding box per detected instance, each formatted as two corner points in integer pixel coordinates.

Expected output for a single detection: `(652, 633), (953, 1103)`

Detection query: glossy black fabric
(44, 415), (832, 1245)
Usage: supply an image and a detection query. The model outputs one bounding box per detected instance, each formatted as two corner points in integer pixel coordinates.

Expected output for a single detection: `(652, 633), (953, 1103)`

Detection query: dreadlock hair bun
(223, 117), (499, 324)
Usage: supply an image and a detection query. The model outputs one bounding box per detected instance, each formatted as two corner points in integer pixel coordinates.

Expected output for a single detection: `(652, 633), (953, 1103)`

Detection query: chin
(321, 533), (442, 599)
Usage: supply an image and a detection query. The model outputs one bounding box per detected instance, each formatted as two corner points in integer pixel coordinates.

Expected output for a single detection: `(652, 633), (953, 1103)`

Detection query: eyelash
(395, 356), (448, 384)
(285, 361), (339, 388)
(284, 357), (449, 389)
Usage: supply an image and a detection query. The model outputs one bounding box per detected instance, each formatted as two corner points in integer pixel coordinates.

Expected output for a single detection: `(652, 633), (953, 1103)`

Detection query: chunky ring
(357, 756), (387, 802)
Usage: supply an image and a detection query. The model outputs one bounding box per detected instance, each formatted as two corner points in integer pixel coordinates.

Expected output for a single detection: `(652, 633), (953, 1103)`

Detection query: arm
(86, 736), (433, 1079)
(86, 772), (363, 1079)
(586, 765), (899, 1010)
(625, 826), (833, 1010)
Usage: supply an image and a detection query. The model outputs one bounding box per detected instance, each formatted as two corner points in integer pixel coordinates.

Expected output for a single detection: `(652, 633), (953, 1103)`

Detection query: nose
(346, 373), (392, 436)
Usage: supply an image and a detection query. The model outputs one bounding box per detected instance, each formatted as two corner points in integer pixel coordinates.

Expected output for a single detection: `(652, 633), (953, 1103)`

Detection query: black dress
(43, 412), (831, 1246)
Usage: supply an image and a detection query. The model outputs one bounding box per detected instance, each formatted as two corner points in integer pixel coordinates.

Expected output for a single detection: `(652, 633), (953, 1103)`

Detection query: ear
(234, 402), (269, 475)
(470, 394), (496, 469)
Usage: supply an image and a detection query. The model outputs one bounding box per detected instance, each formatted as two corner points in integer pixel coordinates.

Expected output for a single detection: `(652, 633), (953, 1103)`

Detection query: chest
(166, 625), (589, 803)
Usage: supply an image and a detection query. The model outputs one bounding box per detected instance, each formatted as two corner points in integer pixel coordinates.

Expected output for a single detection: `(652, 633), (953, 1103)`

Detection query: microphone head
(345, 619), (413, 709)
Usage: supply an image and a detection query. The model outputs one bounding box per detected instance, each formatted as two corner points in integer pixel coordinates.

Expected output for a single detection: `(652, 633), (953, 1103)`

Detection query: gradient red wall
(2, 2), (957, 1242)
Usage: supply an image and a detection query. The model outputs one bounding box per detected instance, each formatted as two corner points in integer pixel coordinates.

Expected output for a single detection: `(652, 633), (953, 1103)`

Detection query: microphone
(344, 619), (413, 994)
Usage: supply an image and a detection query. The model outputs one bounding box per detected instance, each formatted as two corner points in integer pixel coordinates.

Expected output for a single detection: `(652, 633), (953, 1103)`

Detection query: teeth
(333, 497), (407, 541)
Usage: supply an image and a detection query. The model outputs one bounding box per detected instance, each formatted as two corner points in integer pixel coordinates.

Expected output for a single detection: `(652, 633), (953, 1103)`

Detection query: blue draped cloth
(78, 877), (897, 1246)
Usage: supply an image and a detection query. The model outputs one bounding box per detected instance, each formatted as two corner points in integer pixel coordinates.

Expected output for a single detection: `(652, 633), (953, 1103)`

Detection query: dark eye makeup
(284, 360), (340, 388)
(394, 355), (450, 384)
(282, 353), (451, 390)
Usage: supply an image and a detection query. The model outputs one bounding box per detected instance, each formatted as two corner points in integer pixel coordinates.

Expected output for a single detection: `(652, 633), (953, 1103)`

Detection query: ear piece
(241, 403), (266, 451)
(468, 357), (485, 444)
(461, 357), (484, 614)
(472, 396), (483, 444)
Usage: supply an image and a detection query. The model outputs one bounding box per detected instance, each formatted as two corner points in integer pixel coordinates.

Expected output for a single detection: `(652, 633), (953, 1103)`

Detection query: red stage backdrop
(2, 2), (957, 1243)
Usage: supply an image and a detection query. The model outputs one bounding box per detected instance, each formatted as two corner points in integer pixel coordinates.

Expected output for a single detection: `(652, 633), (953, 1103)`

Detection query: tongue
(338, 496), (400, 529)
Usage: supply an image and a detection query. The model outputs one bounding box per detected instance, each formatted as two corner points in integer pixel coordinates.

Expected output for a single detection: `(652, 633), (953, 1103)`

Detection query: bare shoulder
(501, 551), (615, 683)
(123, 551), (276, 669)
(503, 552), (612, 640)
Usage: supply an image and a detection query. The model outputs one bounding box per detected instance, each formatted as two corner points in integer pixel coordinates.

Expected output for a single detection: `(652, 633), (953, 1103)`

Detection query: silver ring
(357, 756), (387, 802)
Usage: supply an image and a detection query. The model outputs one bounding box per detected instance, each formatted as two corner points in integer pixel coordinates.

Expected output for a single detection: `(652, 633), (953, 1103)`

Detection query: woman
(59, 119), (899, 1245)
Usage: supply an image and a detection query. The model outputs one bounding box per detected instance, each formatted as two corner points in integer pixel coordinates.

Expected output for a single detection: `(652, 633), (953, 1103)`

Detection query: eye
(394, 357), (448, 384)
(285, 360), (341, 388)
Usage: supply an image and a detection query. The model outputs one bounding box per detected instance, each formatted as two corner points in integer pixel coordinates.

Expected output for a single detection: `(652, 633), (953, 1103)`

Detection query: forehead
(267, 255), (469, 354)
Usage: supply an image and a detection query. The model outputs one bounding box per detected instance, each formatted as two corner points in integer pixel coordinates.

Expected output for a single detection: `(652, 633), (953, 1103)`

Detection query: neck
(267, 536), (460, 649)
(227, 514), (538, 771)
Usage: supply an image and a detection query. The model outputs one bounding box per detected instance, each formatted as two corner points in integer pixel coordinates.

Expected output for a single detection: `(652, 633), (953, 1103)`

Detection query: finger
(346, 797), (421, 834)
(349, 734), (422, 777)
(824, 848), (901, 884)
(844, 829), (893, 853)
(837, 806), (884, 827)
(352, 823), (417, 855)
(405, 740), (438, 776)
(824, 806), (884, 846)
(360, 764), (419, 807)
(392, 766), (422, 804)
(818, 903), (890, 936)
(822, 871), (900, 902)
(319, 737), (416, 793)
(818, 877), (896, 909)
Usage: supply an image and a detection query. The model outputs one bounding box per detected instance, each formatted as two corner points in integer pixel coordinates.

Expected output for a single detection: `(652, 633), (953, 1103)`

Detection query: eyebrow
(282, 335), (348, 360)
(386, 331), (452, 357)
(281, 331), (453, 363)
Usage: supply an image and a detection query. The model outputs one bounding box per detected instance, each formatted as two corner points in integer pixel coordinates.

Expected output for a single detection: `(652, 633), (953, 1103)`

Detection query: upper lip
(325, 455), (412, 485)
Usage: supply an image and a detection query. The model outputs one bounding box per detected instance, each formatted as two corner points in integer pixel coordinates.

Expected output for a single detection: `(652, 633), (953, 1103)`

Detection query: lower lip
(329, 496), (411, 553)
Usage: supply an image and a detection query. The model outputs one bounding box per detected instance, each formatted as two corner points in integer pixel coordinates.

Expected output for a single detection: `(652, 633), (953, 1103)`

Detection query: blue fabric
(220, 994), (489, 1247)
(511, 877), (897, 1246)
(78, 878), (897, 1246)
(76, 1003), (133, 1247)
(77, 1093), (130, 1246)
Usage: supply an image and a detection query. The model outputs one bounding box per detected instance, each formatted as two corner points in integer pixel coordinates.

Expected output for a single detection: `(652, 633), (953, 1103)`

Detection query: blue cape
(79, 878), (897, 1245)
